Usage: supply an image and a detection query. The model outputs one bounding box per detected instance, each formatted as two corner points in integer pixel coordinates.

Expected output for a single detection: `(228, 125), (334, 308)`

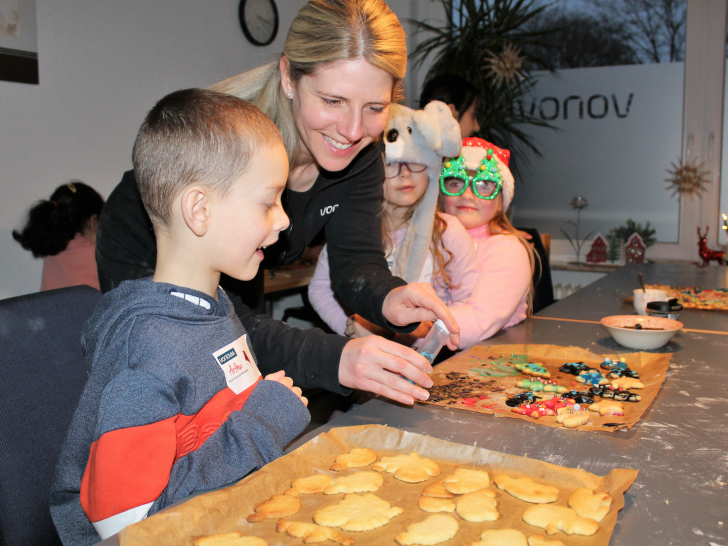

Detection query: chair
(0, 285), (102, 546)
(516, 227), (556, 313)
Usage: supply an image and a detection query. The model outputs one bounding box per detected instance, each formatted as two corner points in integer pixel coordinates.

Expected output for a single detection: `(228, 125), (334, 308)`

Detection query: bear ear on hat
(412, 107), (442, 153)
(422, 100), (461, 157)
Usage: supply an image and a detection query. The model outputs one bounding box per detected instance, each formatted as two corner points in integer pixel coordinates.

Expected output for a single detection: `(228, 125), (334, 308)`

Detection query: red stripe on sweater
(80, 377), (261, 522)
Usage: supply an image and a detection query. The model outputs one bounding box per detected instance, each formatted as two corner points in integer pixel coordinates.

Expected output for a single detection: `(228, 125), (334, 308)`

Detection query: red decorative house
(586, 233), (608, 263)
(624, 232), (646, 264)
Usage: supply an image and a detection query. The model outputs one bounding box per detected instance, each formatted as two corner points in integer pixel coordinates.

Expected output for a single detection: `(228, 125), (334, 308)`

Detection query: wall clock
(238, 0), (279, 47)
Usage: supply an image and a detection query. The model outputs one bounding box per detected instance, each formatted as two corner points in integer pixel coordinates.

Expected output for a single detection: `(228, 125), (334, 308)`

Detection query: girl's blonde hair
(210, 0), (407, 167)
(382, 196), (455, 290)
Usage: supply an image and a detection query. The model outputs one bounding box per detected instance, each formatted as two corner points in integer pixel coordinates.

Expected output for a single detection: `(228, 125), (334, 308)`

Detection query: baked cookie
(372, 452), (439, 483)
(421, 479), (454, 499)
(324, 471), (383, 495)
(494, 475), (558, 504)
(611, 377), (645, 390)
(526, 534), (565, 546)
(515, 362), (551, 378)
(417, 496), (456, 513)
(575, 370), (609, 386)
(522, 505), (599, 536)
(193, 533), (268, 546)
(555, 406), (590, 428)
(331, 448), (377, 471)
(443, 468), (490, 494)
(247, 494), (301, 522)
(277, 519), (355, 545)
(314, 493), (403, 531)
(588, 400), (625, 416)
(471, 529), (528, 546)
(286, 474), (336, 496)
(568, 488), (613, 522)
(395, 514), (459, 545)
(455, 488), (498, 522)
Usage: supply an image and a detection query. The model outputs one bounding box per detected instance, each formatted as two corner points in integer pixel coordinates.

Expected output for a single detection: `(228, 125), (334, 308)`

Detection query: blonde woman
(96, 0), (456, 406)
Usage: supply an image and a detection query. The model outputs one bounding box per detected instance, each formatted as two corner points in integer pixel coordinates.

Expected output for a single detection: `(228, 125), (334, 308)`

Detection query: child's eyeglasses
(385, 162), (427, 178)
(439, 151), (503, 200)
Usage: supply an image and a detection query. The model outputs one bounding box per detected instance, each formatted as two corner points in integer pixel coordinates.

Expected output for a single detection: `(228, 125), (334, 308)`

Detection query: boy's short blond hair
(133, 88), (282, 229)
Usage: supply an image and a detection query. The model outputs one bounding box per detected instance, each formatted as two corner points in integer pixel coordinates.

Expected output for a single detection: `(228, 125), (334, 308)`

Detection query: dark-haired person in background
(419, 74), (480, 139)
(13, 181), (104, 291)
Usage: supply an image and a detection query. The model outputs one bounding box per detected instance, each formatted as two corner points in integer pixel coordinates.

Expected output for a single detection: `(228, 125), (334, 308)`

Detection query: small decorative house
(586, 233), (608, 263)
(624, 232), (646, 264)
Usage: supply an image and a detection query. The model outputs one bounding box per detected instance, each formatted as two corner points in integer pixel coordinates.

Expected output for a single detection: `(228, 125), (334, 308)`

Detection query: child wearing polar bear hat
(439, 137), (535, 342)
(308, 101), (480, 346)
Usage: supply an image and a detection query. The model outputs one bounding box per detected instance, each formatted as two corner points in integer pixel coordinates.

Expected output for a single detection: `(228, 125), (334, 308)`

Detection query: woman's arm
(307, 244), (349, 335)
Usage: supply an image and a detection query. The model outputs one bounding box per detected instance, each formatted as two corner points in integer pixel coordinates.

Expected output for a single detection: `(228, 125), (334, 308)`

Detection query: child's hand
(264, 370), (308, 406)
(344, 314), (392, 339)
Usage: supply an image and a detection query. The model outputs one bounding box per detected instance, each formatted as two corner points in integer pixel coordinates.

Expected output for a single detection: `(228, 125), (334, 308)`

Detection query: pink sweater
(459, 224), (530, 342)
(41, 233), (100, 291)
(308, 213), (479, 339)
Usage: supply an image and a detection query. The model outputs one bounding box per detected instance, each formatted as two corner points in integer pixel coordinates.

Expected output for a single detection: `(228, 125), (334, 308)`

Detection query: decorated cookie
(511, 403), (555, 419)
(247, 494), (301, 523)
(422, 479), (454, 498)
(277, 520), (354, 545)
(559, 362), (593, 375)
(443, 468), (490, 494)
(560, 390), (594, 405)
(600, 357), (628, 371)
(193, 533), (268, 546)
(455, 488), (499, 522)
(516, 362), (551, 378)
(372, 452), (440, 483)
(588, 400), (625, 416)
(331, 448), (378, 471)
(505, 392), (542, 407)
(417, 496), (456, 513)
(575, 370), (609, 386)
(542, 395), (573, 411)
(516, 378), (567, 393)
(286, 474), (336, 496)
(494, 475), (559, 504)
(522, 505), (599, 536)
(556, 406), (590, 428)
(568, 488), (613, 522)
(606, 367), (640, 379)
(324, 471), (383, 495)
(472, 529), (528, 546)
(314, 493), (403, 531)
(611, 377), (645, 390)
(589, 385), (641, 402)
(395, 514), (459, 545)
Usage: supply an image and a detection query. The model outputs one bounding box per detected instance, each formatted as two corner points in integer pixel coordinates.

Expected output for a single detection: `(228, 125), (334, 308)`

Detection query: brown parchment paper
(420, 344), (671, 432)
(120, 425), (638, 546)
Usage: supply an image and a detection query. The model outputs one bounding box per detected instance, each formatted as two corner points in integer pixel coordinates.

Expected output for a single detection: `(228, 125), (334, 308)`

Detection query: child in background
(419, 74), (480, 139)
(13, 182), (104, 291)
(439, 137), (534, 340)
(50, 89), (310, 546)
(308, 101), (479, 345)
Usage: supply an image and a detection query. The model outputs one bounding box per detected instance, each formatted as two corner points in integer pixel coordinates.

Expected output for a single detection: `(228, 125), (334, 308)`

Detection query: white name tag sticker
(212, 334), (261, 395)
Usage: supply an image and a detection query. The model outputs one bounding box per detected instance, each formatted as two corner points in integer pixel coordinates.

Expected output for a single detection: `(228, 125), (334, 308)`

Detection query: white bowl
(600, 315), (683, 350)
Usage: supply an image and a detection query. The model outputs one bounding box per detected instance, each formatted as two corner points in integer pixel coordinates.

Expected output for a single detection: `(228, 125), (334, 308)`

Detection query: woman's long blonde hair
(210, 0), (407, 167)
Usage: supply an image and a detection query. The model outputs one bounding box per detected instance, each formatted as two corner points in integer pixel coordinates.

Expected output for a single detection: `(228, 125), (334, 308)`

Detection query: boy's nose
(275, 206), (290, 232)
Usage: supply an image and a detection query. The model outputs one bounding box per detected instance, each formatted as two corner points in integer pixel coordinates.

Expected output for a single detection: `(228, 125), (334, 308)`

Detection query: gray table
(97, 265), (728, 546)
(539, 262), (728, 333)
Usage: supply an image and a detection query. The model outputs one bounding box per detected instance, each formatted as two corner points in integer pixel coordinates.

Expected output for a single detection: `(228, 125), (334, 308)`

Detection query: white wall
(0, 0), (439, 299)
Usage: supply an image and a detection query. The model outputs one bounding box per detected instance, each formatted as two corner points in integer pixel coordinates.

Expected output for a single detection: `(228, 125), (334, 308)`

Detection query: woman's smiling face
(282, 57), (393, 172)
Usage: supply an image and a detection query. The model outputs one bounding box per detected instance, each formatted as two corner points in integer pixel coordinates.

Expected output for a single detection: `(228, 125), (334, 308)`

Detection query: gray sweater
(50, 278), (310, 545)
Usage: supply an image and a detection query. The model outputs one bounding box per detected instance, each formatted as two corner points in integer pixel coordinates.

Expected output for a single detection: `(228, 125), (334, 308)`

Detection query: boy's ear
(180, 185), (210, 237)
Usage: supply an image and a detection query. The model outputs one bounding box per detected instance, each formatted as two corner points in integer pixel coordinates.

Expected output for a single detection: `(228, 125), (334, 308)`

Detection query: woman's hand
(264, 370), (308, 406)
(382, 283), (460, 349)
(338, 336), (433, 406)
(344, 314), (391, 339)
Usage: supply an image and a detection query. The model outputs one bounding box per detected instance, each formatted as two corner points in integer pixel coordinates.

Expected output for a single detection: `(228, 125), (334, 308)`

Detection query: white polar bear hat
(383, 100), (462, 284)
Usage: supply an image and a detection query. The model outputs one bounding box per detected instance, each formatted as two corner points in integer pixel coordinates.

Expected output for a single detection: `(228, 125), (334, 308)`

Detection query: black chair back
(516, 227), (555, 313)
(0, 286), (101, 546)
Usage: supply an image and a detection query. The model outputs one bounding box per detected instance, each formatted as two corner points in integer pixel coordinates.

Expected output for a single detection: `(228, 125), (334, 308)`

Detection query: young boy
(50, 89), (310, 546)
